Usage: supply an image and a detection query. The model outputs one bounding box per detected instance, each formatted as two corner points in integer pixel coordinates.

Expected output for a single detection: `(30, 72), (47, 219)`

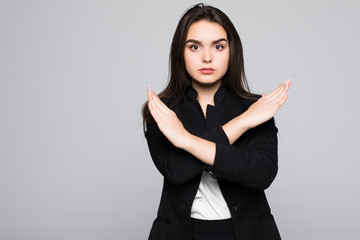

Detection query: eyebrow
(185, 38), (228, 45)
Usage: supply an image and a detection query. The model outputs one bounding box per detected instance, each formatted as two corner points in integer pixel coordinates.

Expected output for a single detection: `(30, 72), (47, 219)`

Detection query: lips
(199, 68), (215, 74)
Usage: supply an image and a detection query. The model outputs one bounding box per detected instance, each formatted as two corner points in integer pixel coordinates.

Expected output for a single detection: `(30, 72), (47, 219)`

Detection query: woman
(142, 3), (291, 240)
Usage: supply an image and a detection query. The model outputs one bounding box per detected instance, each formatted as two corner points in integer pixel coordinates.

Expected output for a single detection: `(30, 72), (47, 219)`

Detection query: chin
(193, 77), (222, 86)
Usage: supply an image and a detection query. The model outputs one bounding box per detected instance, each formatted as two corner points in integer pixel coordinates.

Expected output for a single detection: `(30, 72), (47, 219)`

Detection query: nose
(203, 49), (212, 63)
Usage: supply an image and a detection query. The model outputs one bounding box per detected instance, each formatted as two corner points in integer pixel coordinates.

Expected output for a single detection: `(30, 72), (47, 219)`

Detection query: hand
(243, 78), (291, 129)
(147, 85), (191, 149)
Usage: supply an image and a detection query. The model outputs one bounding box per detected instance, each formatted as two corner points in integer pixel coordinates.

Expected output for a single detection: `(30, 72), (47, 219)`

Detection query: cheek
(184, 53), (197, 73)
(217, 53), (230, 72)
(224, 51), (230, 70)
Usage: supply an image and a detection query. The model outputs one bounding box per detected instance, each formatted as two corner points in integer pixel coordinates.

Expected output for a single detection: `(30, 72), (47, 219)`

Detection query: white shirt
(190, 171), (231, 220)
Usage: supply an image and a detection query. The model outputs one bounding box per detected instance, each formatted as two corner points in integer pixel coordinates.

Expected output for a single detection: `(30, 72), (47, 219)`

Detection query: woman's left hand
(147, 85), (191, 149)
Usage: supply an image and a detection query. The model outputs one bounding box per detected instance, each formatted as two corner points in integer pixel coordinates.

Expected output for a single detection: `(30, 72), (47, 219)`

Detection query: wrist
(230, 112), (253, 131)
(240, 110), (255, 129)
(181, 133), (216, 165)
(222, 112), (252, 145)
(176, 131), (195, 150)
(182, 132), (196, 150)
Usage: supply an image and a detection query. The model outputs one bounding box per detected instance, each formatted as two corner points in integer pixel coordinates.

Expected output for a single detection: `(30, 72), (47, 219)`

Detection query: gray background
(1, 0), (359, 239)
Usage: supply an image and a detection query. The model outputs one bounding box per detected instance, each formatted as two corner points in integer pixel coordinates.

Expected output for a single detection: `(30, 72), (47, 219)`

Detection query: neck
(192, 80), (222, 106)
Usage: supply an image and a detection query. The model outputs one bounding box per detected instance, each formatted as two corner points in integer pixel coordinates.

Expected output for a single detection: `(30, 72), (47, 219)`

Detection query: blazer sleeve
(206, 117), (279, 190)
(145, 122), (204, 186)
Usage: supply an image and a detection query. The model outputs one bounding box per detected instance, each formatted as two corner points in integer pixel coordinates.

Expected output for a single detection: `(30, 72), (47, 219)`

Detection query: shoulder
(225, 86), (260, 103)
(225, 88), (261, 111)
(238, 93), (261, 109)
(159, 94), (184, 109)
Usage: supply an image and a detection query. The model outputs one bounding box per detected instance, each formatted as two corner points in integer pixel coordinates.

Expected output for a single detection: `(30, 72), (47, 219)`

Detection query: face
(184, 20), (230, 87)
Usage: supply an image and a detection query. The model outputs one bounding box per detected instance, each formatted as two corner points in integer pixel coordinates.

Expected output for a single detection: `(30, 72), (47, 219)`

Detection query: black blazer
(145, 84), (281, 240)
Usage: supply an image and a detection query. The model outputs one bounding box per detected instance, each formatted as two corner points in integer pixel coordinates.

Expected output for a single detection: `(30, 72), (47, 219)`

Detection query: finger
(272, 83), (291, 108)
(280, 78), (291, 98)
(278, 92), (289, 106)
(284, 78), (291, 93)
(151, 90), (172, 115)
(147, 84), (154, 102)
(147, 84), (157, 102)
(148, 98), (157, 117)
(147, 86), (163, 120)
(269, 78), (292, 101)
(272, 84), (289, 103)
(267, 78), (291, 98)
(147, 85), (165, 113)
(148, 100), (157, 119)
(148, 99), (163, 123)
(269, 84), (287, 101)
(266, 82), (286, 98)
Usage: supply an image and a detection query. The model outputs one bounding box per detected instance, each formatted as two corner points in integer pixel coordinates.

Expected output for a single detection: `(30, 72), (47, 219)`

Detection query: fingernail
(147, 84), (151, 93)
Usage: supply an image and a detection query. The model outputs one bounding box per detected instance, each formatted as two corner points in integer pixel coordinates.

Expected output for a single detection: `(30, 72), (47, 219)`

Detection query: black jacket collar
(186, 82), (226, 105)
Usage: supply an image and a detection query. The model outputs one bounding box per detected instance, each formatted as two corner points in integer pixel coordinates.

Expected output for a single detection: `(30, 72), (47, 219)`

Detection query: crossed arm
(147, 79), (291, 166)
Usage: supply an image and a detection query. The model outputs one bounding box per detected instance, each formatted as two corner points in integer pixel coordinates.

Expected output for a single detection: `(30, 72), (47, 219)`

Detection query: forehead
(186, 20), (227, 41)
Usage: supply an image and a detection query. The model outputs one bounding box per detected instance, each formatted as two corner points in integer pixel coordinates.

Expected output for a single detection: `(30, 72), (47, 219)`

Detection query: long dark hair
(142, 3), (256, 129)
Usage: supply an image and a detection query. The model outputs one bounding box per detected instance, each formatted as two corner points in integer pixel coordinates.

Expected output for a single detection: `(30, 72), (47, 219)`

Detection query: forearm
(222, 112), (252, 145)
(180, 113), (251, 164)
(182, 134), (216, 166)
(208, 117), (279, 189)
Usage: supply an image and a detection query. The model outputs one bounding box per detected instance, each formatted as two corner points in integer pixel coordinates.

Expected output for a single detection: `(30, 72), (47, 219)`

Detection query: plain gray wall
(1, 0), (359, 239)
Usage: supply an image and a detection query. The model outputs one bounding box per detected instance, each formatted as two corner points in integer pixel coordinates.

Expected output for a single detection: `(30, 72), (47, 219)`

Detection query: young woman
(142, 3), (291, 240)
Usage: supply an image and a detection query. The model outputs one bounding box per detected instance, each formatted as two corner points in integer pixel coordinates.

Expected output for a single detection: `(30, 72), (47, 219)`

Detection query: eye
(189, 44), (200, 51)
(214, 44), (224, 50)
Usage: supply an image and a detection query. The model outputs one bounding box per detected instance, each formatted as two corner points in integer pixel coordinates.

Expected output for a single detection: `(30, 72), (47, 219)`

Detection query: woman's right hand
(147, 84), (192, 149)
(243, 78), (291, 129)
